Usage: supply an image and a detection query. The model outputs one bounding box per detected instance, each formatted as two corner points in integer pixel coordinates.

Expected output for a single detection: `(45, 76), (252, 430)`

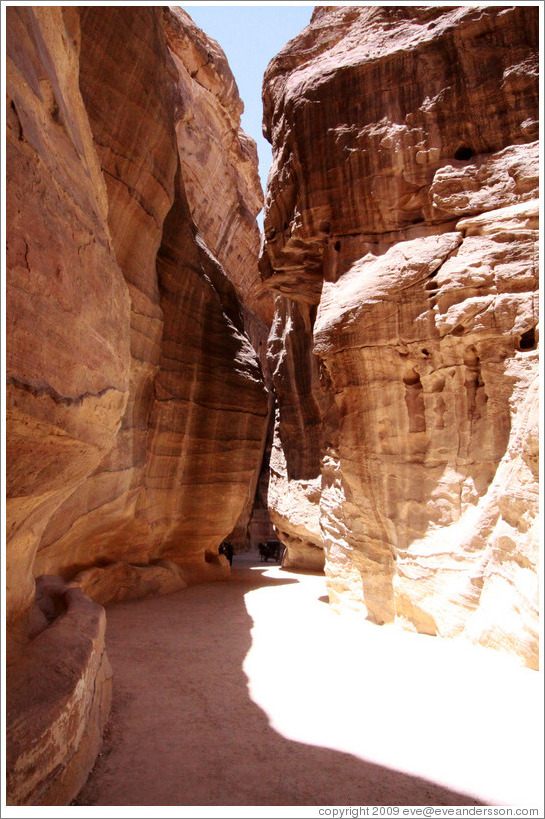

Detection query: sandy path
(74, 554), (542, 807)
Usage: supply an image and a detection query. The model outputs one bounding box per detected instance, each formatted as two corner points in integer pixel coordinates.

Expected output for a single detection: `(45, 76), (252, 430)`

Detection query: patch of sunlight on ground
(242, 565), (543, 808)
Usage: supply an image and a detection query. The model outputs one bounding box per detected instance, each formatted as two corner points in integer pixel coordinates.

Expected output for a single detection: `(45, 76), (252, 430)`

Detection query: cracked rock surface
(261, 5), (539, 667)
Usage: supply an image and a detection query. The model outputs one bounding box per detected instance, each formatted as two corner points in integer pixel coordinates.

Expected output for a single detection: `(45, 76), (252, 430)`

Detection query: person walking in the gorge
(218, 541), (233, 565)
(224, 541), (233, 566)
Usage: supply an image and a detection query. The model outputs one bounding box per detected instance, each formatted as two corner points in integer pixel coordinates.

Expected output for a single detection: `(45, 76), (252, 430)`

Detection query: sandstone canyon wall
(6, 6), (268, 803)
(260, 5), (539, 667)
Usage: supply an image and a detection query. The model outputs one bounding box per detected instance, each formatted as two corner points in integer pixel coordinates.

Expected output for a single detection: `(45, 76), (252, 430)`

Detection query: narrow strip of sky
(184, 4), (313, 212)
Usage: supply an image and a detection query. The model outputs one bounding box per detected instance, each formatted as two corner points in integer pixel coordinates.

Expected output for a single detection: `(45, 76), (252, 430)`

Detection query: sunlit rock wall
(6, 5), (268, 803)
(18, 6), (269, 594)
(261, 5), (539, 666)
(6, 5), (132, 634)
(7, 580), (112, 805)
(164, 7), (272, 326)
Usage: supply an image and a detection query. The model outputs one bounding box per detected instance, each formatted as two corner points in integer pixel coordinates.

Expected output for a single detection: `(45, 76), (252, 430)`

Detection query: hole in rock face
(404, 376), (426, 432)
(334, 240), (341, 252)
(454, 146), (474, 161)
(519, 326), (537, 350)
(421, 348), (430, 357)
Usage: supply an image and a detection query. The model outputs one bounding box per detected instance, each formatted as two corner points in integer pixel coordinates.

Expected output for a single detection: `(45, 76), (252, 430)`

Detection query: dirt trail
(75, 553), (541, 807)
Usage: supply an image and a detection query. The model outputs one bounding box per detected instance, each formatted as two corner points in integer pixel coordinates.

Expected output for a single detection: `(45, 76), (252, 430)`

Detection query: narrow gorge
(4, 4), (540, 808)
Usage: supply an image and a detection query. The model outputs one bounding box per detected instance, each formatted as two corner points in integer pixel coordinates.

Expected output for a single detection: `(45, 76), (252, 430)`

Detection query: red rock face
(163, 7), (275, 551)
(7, 582), (112, 805)
(6, 7), (268, 802)
(5, 6), (269, 602)
(164, 7), (273, 326)
(6, 6), (131, 627)
(31, 6), (179, 582)
(261, 6), (539, 666)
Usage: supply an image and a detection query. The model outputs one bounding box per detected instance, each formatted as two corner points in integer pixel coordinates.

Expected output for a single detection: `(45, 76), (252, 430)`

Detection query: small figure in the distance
(224, 541), (234, 566)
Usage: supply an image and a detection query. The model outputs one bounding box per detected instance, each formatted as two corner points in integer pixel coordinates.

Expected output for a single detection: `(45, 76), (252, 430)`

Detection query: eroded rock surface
(261, 5), (539, 666)
(6, 5), (268, 804)
(165, 7), (273, 326)
(6, 6), (268, 612)
(6, 581), (112, 805)
(6, 5), (131, 633)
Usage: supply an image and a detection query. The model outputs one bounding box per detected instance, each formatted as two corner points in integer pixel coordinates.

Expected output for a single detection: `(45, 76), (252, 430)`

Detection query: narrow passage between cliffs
(74, 552), (540, 807)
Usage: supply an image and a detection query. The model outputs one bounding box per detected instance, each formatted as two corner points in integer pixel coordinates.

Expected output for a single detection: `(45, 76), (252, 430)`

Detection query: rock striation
(6, 4), (132, 637)
(7, 6), (269, 614)
(165, 8), (273, 326)
(6, 6), (268, 804)
(261, 5), (539, 666)
(7, 579), (112, 805)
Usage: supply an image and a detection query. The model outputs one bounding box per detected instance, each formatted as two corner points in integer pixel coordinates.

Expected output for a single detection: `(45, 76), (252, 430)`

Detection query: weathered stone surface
(6, 582), (112, 805)
(315, 202), (539, 645)
(71, 561), (187, 607)
(68, 557), (229, 608)
(261, 5), (539, 666)
(30, 6), (179, 587)
(15, 6), (269, 592)
(262, 5), (538, 247)
(243, 404), (278, 551)
(164, 7), (273, 326)
(132, 173), (268, 566)
(6, 5), (131, 630)
(161, 7), (275, 555)
(265, 294), (328, 570)
(6, 5), (268, 804)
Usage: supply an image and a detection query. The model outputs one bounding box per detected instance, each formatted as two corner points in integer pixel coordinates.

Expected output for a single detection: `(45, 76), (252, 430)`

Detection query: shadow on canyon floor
(74, 558), (483, 807)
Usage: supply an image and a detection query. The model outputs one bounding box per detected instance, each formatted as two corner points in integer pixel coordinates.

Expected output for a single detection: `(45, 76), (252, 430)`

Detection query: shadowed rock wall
(261, 5), (539, 666)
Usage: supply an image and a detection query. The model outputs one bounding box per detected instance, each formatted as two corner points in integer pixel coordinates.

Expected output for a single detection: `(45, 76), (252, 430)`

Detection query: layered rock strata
(261, 5), (539, 666)
(164, 8), (273, 326)
(163, 8), (276, 552)
(7, 579), (112, 805)
(6, 4), (132, 637)
(7, 6), (268, 606)
(6, 5), (268, 803)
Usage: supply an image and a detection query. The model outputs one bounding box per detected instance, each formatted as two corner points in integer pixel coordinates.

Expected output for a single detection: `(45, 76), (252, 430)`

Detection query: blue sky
(184, 4), (313, 210)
